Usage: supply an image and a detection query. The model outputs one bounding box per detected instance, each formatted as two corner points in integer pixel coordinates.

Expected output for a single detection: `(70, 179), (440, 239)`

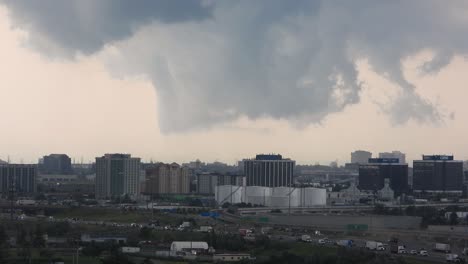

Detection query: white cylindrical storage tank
(301, 188), (327, 206)
(245, 186), (271, 206)
(270, 187), (300, 207)
(215, 185), (243, 205)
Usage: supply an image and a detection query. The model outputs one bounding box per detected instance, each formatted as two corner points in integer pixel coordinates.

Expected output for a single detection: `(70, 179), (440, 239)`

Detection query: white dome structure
(245, 186), (271, 206)
(270, 187), (300, 207)
(215, 185), (243, 205)
(301, 187), (327, 206)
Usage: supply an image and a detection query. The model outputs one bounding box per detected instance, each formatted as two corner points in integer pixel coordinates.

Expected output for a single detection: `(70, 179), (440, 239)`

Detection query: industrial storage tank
(215, 185), (243, 205)
(245, 186), (271, 206)
(301, 188), (327, 206)
(270, 187), (300, 207)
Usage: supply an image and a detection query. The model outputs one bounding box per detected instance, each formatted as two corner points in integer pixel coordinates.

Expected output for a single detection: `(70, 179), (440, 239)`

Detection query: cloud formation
(2, 0), (468, 132)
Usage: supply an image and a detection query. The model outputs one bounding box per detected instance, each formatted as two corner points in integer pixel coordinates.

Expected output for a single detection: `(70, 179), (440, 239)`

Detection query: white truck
(434, 243), (451, 253)
(446, 254), (462, 263)
(199, 226), (213, 233)
(120, 247), (140, 253)
(366, 241), (385, 251)
(301, 235), (312, 242)
(16, 199), (36, 206)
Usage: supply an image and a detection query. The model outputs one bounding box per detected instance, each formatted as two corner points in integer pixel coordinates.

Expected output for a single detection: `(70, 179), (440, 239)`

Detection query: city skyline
(1, 2), (468, 165)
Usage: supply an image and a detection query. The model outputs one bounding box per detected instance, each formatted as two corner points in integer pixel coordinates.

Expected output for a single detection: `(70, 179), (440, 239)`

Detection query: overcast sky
(1, 1), (468, 165)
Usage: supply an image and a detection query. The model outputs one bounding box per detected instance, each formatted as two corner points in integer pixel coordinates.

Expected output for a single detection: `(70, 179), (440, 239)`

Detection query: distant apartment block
(244, 154), (295, 187)
(95, 154), (140, 199)
(145, 163), (190, 194)
(351, 150), (372, 164)
(413, 155), (463, 193)
(0, 164), (37, 194)
(40, 154), (73, 175)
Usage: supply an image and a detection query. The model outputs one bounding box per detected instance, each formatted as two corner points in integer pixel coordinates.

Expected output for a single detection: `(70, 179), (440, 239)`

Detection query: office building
(358, 158), (408, 196)
(0, 164), (37, 194)
(95, 154), (140, 199)
(145, 163), (190, 194)
(413, 155), (463, 192)
(40, 154), (73, 175)
(244, 154), (295, 187)
(197, 173), (244, 195)
(379, 151), (406, 164)
(351, 150), (372, 164)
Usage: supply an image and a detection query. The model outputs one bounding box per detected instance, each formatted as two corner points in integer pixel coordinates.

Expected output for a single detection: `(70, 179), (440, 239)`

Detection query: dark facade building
(244, 154), (295, 187)
(358, 158), (408, 196)
(413, 155), (463, 192)
(41, 154), (73, 175)
(0, 164), (37, 195)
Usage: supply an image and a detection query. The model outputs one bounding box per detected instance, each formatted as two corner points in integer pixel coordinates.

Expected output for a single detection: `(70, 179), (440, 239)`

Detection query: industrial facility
(214, 185), (326, 207)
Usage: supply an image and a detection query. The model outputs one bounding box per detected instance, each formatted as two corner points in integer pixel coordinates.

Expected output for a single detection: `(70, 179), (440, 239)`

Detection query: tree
(0, 225), (8, 246)
(33, 224), (46, 248)
(139, 227), (152, 240)
(449, 212), (459, 226)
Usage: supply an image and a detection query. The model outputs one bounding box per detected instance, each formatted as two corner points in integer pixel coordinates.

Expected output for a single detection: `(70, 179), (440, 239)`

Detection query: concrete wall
(266, 214), (421, 230)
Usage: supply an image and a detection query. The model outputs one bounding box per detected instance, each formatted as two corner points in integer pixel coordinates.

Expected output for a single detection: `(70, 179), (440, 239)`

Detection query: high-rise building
(413, 155), (463, 192)
(95, 154), (140, 199)
(0, 164), (37, 194)
(244, 154), (295, 187)
(40, 154), (73, 175)
(379, 151), (406, 164)
(351, 150), (372, 164)
(358, 158), (408, 196)
(145, 163), (190, 194)
(197, 173), (244, 195)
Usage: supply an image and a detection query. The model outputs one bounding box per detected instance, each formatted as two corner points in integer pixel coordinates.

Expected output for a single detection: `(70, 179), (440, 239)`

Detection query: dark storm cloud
(2, 0), (468, 132)
(1, 0), (212, 54)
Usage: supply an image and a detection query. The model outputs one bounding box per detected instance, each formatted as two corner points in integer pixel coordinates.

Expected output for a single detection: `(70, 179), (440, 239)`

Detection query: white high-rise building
(379, 151), (406, 164)
(95, 154), (141, 199)
(351, 150), (372, 164)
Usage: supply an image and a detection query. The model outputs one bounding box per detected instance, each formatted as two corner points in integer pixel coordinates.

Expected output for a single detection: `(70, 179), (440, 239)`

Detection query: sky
(0, 1), (468, 165)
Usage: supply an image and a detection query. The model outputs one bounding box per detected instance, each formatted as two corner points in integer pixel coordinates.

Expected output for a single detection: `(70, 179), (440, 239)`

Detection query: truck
(199, 226), (213, 233)
(120, 247), (141, 253)
(16, 199), (36, 206)
(366, 241), (385, 251)
(301, 235), (312, 242)
(446, 254), (462, 262)
(434, 243), (451, 253)
(239, 229), (252, 237)
(336, 240), (353, 247)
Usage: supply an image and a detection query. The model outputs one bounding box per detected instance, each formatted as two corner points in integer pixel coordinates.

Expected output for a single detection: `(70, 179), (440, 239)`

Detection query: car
(419, 250), (428, 256)
(410, 250), (417, 255)
(318, 239), (326, 245)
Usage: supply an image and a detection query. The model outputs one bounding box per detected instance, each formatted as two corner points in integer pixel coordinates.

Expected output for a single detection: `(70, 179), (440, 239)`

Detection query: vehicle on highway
(410, 250), (417, 255)
(419, 250), (429, 256)
(434, 243), (451, 253)
(336, 239), (353, 248)
(301, 235), (312, 242)
(366, 241), (385, 251)
(318, 239), (326, 245)
(446, 253), (463, 263)
(398, 246), (407, 254)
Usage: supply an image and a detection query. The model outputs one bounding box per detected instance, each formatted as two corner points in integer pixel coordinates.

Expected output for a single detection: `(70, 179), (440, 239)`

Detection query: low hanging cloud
(2, 0), (468, 132)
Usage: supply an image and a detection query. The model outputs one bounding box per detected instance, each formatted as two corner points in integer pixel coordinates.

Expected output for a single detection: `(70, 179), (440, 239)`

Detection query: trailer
(434, 243), (451, 253)
(366, 241), (385, 251)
